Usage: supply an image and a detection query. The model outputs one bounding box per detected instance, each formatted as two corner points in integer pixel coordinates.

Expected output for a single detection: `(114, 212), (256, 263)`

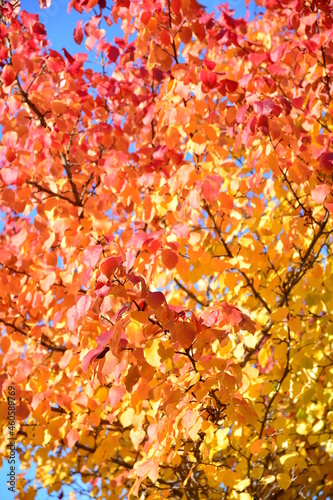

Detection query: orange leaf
(161, 249), (178, 270)
(64, 428), (80, 448)
(175, 321), (196, 349)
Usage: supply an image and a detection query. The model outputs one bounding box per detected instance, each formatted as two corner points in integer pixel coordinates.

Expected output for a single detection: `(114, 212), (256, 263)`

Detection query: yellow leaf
(277, 473), (291, 490)
(250, 439), (264, 455)
(280, 452), (297, 465)
(93, 446), (106, 465)
(144, 339), (162, 367)
(119, 407), (135, 428)
(240, 494), (253, 500)
(131, 310), (149, 324)
(235, 478), (251, 492)
(271, 307), (288, 322)
(202, 421), (215, 444)
(95, 386), (109, 403)
(296, 423), (308, 435)
(126, 321), (144, 346)
(34, 426), (44, 446)
(258, 346), (269, 368)
(262, 475), (275, 485)
(280, 452), (307, 469)
(215, 428), (229, 450)
(313, 420), (324, 433)
(130, 428), (146, 450)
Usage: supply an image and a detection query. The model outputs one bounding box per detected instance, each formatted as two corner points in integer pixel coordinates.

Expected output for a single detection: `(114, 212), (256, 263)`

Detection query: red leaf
(253, 99), (275, 116)
(39, 0), (51, 7)
(302, 12), (318, 26)
(311, 184), (330, 204)
(1, 167), (18, 185)
(236, 106), (247, 124)
(200, 308), (220, 327)
(114, 37), (126, 49)
(62, 48), (75, 64)
(128, 230), (149, 249)
(257, 116), (269, 135)
(77, 295), (91, 318)
(82, 267), (93, 287)
(85, 34), (98, 51)
(239, 314), (256, 334)
(291, 96), (304, 109)
(47, 50), (66, 73)
(64, 429), (80, 448)
(96, 329), (113, 347)
(0, 24), (8, 39)
(20, 11), (39, 29)
(2, 131), (18, 148)
(142, 103), (155, 126)
(83, 245), (103, 268)
(145, 291), (166, 309)
(175, 321), (196, 349)
(319, 152), (333, 174)
(109, 386), (126, 406)
(270, 43), (286, 63)
(82, 346), (105, 372)
(144, 237), (162, 255)
(200, 69), (217, 89)
(32, 22), (47, 37)
(201, 175), (222, 203)
(107, 45), (119, 63)
(15, 402), (30, 421)
(74, 20), (83, 45)
(2, 65), (16, 87)
(126, 273), (147, 298)
(225, 79), (238, 92)
(141, 12), (151, 25)
(67, 305), (79, 332)
(248, 52), (267, 65)
(161, 249), (178, 270)
(325, 200), (333, 213)
(203, 59), (216, 70)
(221, 302), (243, 325)
(95, 282), (110, 298)
(100, 256), (119, 278)
(0, 46), (8, 59)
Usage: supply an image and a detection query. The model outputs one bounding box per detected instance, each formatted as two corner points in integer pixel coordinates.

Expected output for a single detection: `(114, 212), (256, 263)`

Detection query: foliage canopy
(1, 0), (333, 498)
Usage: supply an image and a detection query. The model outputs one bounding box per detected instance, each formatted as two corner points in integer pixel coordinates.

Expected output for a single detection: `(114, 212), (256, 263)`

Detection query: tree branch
(0, 318), (66, 353)
(204, 201), (272, 314)
(174, 277), (208, 307)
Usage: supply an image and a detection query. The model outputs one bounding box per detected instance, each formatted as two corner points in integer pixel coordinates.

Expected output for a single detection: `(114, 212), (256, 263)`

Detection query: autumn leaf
(100, 256), (119, 278)
(64, 429), (80, 448)
(1, 65), (16, 87)
(144, 339), (162, 367)
(161, 249), (178, 270)
(83, 245), (103, 268)
(319, 152), (333, 174)
(73, 20), (83, 45)
(175, 321), (196, 349)
(39, 0), (51, 8)
(311, 184), (330, 204)
(1, 0), (333, 498)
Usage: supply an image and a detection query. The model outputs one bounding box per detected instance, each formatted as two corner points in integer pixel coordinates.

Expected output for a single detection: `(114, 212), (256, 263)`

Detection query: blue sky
(21, 0), (253, 55)
(1, 1), (255, 499)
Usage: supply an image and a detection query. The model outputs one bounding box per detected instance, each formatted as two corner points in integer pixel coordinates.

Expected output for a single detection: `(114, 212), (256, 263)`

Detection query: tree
(0, 0), (333, 498)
